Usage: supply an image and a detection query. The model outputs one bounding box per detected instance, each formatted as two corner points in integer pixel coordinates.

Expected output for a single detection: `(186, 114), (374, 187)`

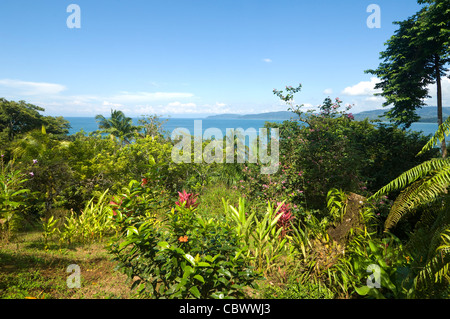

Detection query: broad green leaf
(355, 285), (371, 296)
(193, 274), (205, 283)
(157, 241), (170, 249)
(184, 253), (196, 266)
(189, 286), (201, 298)
(197, 262), (211, 267)
(182, 266), (194, 278)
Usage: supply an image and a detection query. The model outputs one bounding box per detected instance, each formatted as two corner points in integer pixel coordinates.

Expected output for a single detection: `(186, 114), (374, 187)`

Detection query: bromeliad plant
(108, 183), (258, 299)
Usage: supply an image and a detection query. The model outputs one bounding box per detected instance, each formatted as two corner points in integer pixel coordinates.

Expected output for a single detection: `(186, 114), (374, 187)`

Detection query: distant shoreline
(205, 106), (449, 122)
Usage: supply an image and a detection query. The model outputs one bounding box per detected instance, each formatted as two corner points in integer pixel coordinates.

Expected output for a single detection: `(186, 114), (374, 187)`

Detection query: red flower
(141, 178), (148, 186)
(276, 202), (295, 236)
(178, 235), (189, 243)
(110, 198), (123, 216)
(176, 190), (199, 209)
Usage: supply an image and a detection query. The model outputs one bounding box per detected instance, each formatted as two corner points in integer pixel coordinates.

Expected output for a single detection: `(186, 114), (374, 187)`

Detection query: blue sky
(1, 0), (446, 117)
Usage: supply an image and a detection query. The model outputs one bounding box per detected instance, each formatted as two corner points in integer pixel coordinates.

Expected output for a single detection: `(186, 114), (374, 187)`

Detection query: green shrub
(41, 190), (116, 247)
(0, 158), (32, 238)
(108, 181), (259, 299)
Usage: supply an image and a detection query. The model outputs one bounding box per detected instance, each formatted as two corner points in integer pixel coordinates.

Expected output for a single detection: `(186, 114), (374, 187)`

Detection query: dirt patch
(0, 233), (136, 299)
(327, 193), (366, 244)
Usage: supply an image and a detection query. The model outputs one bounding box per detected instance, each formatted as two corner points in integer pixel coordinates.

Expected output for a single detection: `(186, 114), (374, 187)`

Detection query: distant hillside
(207, 111), (296, 120)
(354, 106), (450, 123)
(207, 107), (450, 123)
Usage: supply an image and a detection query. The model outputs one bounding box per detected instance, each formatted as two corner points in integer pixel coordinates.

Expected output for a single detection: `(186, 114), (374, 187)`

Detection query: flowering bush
(108, 181), (258, 299)
(175, 190), (199, 209)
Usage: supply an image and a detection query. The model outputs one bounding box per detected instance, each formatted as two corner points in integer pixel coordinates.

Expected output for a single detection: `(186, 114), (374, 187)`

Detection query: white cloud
(262, 58), (272, 63)
(0, 79), (66, 96)
(323, 88), (333, 95)
(337, 74), (450, 114)
(342, 77), (381, 96)
(102, 101), (124, 108)
(425, 76), (450, 106)
(109, 91), (195, 104)
(131, 101), (231, 116)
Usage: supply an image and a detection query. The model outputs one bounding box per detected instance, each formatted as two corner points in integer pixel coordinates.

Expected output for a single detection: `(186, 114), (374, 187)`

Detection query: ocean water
(66, 117), (286, 137)
(65, 117), (440, 138)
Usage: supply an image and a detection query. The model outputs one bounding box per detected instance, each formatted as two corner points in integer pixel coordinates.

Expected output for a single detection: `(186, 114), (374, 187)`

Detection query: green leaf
(189, 286), (201, 298)
(193, 274), (205, 283)
(368, 241), (378, 254)
(184, 254), (196, 266)
(182, 266), (194, 278)
(197, 262), (211, 267)
(126, 226), (139, 236)
(157, 241), (170, 250)
(355, 285), (371, 296)
(211, 292), (225, 299)
(218, 268), (231, 278)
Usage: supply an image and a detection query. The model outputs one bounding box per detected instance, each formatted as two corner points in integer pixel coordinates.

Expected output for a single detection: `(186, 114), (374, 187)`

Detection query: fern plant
(369, 116), (450, 297)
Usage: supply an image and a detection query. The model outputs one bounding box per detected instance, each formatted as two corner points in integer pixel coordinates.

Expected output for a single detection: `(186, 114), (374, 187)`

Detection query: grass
(0, 231), (134, 299)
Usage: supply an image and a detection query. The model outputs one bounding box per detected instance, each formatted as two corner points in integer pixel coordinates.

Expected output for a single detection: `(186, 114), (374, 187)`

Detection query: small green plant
(327, 188), (347, 225)
(41, 190), (115, 247)
(41, 215), (59, 249)
(330, 232), (412, 299)
(223, 197), (289, 275)
(0, 159), (31, 239)
(61, 190), (115, 245)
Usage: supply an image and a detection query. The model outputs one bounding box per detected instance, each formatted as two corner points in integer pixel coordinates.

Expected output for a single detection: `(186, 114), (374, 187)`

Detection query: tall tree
(95, 109), (139, 145)
(0, 98), (70, 147)
(366, 0), (450, 156)
(414, 0), (450, 157)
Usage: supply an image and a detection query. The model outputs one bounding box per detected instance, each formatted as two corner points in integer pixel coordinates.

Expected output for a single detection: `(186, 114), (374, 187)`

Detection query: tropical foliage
(1, 0), (449, 300)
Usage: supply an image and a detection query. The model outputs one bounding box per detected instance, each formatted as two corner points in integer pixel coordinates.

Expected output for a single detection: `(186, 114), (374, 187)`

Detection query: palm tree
(95, 109), (139, 145)
(370, 118), (450, 297)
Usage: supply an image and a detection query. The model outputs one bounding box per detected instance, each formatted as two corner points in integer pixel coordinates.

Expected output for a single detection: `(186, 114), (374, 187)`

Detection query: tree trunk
(435, 54), (447, 158)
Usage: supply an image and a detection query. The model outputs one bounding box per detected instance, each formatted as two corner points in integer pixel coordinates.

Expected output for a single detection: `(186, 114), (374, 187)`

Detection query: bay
(65, 117), (439, 138)
(66, 117), (286, 137)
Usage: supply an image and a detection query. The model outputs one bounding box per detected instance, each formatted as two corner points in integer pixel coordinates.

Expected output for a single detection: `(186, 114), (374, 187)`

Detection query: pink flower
(176, 190), (199, 209)
(276, 202), (295, 237)
(110, 198), (123, 216)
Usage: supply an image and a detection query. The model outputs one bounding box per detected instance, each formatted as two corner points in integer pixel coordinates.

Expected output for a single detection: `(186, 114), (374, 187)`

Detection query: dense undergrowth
(1, 93), (449, 299)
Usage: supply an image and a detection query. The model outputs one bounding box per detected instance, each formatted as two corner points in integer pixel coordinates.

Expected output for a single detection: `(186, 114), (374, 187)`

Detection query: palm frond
(417, 115), (450, 156)
(370, 157), (450, 200)
(384, 166), (450, 230)
(414, 226), (450, 292)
